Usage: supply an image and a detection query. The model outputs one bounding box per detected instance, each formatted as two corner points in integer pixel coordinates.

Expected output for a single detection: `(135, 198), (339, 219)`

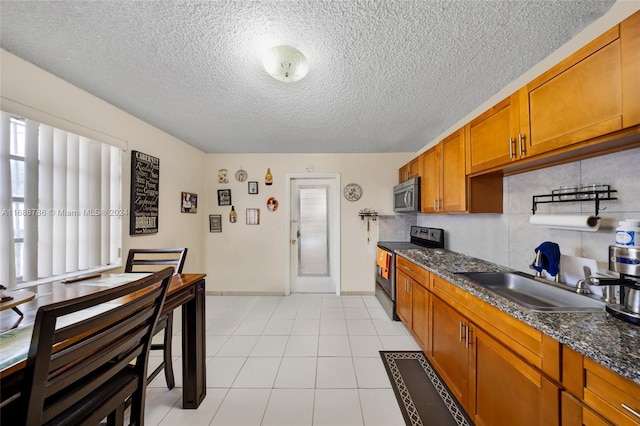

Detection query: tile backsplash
(385, 146), (640, 278)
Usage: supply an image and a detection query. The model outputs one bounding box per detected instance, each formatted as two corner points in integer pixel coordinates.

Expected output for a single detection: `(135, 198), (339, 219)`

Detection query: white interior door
(289, 176), (339, 293)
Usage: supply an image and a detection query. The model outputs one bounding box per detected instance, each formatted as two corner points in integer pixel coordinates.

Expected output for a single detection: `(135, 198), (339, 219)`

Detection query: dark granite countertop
(395, 248), (640, 385)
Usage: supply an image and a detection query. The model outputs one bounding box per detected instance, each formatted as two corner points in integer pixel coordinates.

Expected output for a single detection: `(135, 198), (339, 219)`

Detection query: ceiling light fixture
(262, 45), (309, 83)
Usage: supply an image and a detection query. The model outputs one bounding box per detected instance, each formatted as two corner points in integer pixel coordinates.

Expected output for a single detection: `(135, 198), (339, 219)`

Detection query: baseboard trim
(204, 290), (375, 296)
(205, 290), (286, 296)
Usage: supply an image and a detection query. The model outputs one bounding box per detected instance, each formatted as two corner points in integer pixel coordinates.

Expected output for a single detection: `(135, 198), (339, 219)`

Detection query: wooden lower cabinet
(396, 260), (431, 350)
(562, 392), (613, 426)
(563, 345), (640, 426)
(429, 295), (470, 410)
(396, 270), (413, 327)
(471, 326), (560, 426)
(429, 294), (560, 425)
(411, 281), (430, 350)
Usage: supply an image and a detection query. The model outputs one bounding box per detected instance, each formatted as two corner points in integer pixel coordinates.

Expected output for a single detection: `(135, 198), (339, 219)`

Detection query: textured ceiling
(0, 0), (616, 153)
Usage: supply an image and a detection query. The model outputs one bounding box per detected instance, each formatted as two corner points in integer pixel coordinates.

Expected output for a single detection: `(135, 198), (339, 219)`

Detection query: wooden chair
(19, 267), (174, 426)
(124, 248), (187, 389)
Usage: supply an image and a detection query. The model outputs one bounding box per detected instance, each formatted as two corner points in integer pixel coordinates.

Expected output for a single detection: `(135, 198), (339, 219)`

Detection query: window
(0, 112), (122, 287)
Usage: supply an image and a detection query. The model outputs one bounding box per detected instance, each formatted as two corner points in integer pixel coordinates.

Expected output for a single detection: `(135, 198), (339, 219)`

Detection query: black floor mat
(380, 351), (473, 426)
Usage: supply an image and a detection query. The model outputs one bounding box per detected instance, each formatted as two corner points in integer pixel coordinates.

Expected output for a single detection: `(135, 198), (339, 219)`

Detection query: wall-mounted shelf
(532, 185), (617, 217)
(358, 208), (378, 221)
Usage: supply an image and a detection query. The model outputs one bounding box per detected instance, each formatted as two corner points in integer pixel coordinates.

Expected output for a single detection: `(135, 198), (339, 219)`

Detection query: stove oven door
(375, 248), (398, 320)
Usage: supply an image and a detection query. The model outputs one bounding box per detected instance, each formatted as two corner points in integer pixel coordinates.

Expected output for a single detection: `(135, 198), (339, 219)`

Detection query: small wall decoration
(130, 150), (159, 235)
(343, 183), (362, 201)
(217, 189), (232, 206)
(246, 208), (260, 225)
(235, 167), (248, 182)
(267, 197), (279, 212)
(248, 181), (258, 194)
(181, 192), (198, 213)
(265, 168), (273, 185)
(209, 214), (222, 232)
(218, 169), (229, 184)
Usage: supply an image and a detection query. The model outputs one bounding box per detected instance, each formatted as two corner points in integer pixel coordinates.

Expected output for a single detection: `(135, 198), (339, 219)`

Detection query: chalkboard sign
(130, 150), (159, 235)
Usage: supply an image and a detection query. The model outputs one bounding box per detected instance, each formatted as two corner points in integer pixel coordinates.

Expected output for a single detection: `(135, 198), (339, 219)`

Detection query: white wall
(204, 153), (411, 295)
(1, 50), (207, 273)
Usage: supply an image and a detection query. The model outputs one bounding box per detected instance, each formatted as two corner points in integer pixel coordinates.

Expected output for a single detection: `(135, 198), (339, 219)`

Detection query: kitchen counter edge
(395, 248), (640, 384)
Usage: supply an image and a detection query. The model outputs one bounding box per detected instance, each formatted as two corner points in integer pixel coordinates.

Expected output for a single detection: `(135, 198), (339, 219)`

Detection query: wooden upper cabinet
(440, 128), (467, 212)
(421, 128), (469, 213)
(466, 93), (523, 175)
(525, 26), (623, 156)
(421, 145), (440, 213)
(466, 11), (640, 177)
(621, 10), (640, 128)
(399, 156), (421, 183)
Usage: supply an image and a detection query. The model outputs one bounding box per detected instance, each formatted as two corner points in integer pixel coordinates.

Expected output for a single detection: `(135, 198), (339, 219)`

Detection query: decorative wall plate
(235, 168), (248, 182)
(343, 183), (362, 201)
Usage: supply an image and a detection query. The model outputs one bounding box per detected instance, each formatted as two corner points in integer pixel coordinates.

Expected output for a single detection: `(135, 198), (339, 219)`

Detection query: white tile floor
(144, 294), (420, 425)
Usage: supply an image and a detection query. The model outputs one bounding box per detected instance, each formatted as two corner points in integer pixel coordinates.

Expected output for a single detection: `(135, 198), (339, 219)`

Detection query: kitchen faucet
(530, 250), (561, 283)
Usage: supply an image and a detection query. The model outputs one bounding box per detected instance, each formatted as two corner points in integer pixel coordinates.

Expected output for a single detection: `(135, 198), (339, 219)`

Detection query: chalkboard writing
(130, 150), (159, 235)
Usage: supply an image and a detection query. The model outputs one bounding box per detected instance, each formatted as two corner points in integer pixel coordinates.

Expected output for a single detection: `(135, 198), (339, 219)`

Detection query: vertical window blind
(0, 111), (122, 287)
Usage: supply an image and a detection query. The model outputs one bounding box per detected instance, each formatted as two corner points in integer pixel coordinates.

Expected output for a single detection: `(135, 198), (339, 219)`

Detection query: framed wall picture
(217, 189), (231, 206)
(209, 214), (222, 232)
(130, 150), (159, 235)
(248, 181), (258, 194)
(246, 208), (260, 225)
(181, 192), (197, 213)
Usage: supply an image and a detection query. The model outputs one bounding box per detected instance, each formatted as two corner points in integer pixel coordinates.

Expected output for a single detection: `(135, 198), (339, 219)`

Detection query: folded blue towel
(531, 241), (561, 277)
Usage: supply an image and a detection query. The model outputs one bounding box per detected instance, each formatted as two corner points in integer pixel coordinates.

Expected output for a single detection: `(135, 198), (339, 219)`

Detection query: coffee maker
(589, 246), (640, 325)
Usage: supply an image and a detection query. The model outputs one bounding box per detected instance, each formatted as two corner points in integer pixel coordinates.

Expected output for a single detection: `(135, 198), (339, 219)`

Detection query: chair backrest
(19, 267), (174, 425)
(125, 248), (188, 275)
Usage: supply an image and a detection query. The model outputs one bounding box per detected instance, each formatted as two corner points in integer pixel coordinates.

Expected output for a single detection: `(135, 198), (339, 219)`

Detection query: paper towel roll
(529, 214), (600, 232)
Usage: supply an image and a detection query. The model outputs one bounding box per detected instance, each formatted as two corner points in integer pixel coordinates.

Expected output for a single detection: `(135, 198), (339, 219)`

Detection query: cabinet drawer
(396, 256), (429, 287)
(583, 358), (640, 426)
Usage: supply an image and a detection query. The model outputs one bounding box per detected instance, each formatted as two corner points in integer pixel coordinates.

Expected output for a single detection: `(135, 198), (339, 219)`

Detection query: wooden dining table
(0, 272), (207, 417)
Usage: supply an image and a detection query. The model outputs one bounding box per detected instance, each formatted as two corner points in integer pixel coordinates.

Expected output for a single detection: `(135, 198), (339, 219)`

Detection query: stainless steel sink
(456, 272), (605, 312)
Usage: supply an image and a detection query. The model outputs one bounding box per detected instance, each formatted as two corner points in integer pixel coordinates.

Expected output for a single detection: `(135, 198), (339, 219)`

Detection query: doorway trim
(285, 173), (341, 296)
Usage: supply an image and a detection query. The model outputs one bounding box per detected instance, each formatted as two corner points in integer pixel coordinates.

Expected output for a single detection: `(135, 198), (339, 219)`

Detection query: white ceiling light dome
(262, 45), (309, 83)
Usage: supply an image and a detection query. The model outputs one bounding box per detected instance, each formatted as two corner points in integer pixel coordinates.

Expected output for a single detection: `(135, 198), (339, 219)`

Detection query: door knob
(291, 240), (297, 245)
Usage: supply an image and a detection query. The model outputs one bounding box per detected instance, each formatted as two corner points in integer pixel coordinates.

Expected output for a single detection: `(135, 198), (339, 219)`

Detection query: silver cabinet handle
(459, 321), (463, 343)
(403, 265), (412, 271)
(622, 404), (640, 419)
(465, 324), (471, 349)
(509, 137), (515, 159)
(518, 133), (526, 157)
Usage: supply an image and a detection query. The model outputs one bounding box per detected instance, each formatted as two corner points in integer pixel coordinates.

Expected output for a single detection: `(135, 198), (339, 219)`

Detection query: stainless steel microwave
(393, 177), (420, 212)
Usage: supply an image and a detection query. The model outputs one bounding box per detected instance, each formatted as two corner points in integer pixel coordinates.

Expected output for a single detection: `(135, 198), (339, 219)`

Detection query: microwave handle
(406, 189), (413, 208)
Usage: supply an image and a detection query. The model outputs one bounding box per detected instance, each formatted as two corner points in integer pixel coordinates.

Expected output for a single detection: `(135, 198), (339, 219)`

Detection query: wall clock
(343, 183), (362, 201)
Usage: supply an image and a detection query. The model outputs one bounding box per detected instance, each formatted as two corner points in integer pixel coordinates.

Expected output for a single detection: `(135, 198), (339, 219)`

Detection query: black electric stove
(376, 226), (445, 320)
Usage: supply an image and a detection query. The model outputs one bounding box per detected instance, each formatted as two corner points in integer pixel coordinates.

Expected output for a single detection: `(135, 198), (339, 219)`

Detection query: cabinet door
(621, 11), (640, 128)
(411, 282), (429, 351)
(470, 326), (560, 426)
(429, 296), (469, 409)
(396, 271), (412, 327)
(399, 157), (421, 183)
(526, 27), (622, 156)
(466, 93), (521, 174)
(420, 146), (440, 213)
(398, 165), (409, 183)
(441, 128), (467, 213)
